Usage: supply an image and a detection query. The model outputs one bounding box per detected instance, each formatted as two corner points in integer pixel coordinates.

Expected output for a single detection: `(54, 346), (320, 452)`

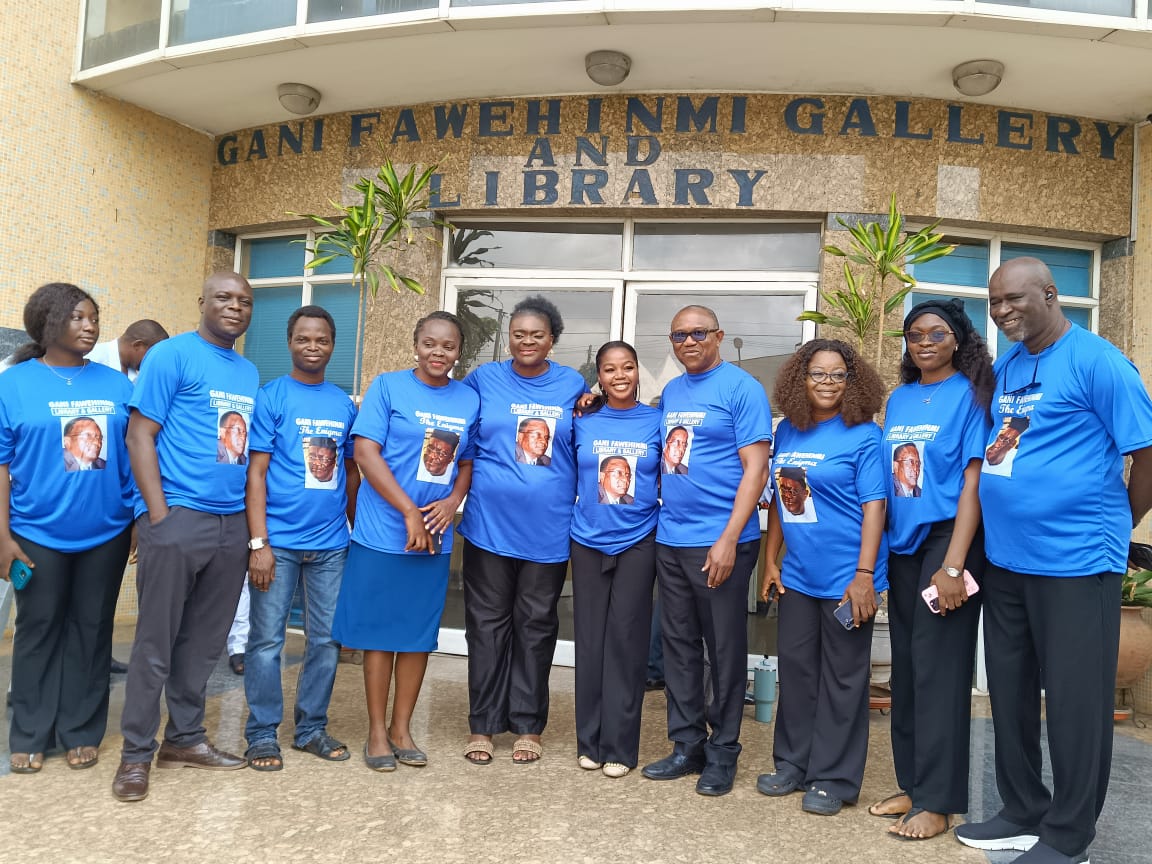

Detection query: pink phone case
(921, 570), (980, 614)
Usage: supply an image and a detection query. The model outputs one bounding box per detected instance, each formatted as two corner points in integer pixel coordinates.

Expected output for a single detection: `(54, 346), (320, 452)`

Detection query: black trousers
(887, 522), (984, 814)
(120, 507), (248, 763)
(570, 533), (656, 768)
(656, 540), (758, 766)
(774, 589), (873, 802)
(462, 540), (567, 736)
(983, 564), (1120, 858)
(8, 528), (130, 753)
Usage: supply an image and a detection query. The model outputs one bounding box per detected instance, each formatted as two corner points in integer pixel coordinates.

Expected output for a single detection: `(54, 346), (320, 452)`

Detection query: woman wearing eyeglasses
(757, 338), (887, 816)
(867, 299), (994, 840)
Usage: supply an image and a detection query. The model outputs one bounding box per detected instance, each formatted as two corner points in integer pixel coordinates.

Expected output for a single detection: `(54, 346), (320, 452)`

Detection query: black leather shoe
(641, 751), (705, 780)
(696, 762), (737, 796)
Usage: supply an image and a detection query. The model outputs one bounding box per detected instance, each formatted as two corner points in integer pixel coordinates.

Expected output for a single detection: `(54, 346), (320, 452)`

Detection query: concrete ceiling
(76, 9), (1152, 135)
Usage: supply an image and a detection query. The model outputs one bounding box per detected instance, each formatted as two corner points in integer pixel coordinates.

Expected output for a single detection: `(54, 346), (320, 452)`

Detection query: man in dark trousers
(955, 257), (1152, 864)
(641, 305), (771, 796)
(112, 272), (259, 801)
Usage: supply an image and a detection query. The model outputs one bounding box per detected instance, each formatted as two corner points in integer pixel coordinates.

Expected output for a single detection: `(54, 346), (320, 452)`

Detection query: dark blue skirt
(331, 542), (449, 652)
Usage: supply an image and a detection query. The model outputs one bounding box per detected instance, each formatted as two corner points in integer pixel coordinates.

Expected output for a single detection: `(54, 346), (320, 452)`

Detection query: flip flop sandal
(293, 733), (350, 762)
(463, 740), (494, 765)
(890, 808), (953, 841)
(245, 742), (284, 772)
(869, 791), (912, 818)
(66, 746), (100, 770)
(9, 752), (44, 774)
(512, 738), (543, 764)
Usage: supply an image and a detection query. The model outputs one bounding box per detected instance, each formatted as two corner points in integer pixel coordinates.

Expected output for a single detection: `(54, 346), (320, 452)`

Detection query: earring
(413, 354), (418, 361)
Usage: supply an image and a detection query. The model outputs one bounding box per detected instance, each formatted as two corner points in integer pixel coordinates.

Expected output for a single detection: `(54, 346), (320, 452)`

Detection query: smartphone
(8, 559), (33, 591)
(833, 600), (856, 630)
(921, 570), (980, 614)
(431, 531), (443, 555)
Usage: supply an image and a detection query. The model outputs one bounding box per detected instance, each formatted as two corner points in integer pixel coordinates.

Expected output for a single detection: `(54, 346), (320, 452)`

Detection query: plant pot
(1116, 605), (1152, 689)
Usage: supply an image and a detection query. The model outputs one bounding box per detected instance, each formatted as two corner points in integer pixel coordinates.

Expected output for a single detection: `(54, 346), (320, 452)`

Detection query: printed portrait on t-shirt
(304, 436), (340, 490)
(758, 479), (774, 510)
(661, 425), (691, 476)
(216, 409), (250, 465)
(891, 441), (924, 499)
(417, 428), (460, 486)
(61, 415), (108, 472)
(776, 465), (818, 523)
(514, 417), (554, 467)
(597, 455), (636, 505)
(983, 415), (1030, 478)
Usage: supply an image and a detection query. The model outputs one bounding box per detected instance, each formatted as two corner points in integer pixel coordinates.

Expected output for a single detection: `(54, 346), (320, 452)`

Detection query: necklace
(920, 378), (947, 404)
(41, 358), (88, 386)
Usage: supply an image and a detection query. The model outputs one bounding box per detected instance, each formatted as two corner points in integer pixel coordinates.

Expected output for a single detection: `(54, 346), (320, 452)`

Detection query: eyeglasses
(1002, 352), (1042, 397)
(669, 328), (719, 344)
(806, 370), (848, 384)
(904, 330), (954, 344)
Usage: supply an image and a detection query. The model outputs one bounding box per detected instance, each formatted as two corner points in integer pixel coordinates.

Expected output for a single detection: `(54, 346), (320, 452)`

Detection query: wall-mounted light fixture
(952, 60), (1004, 97)
(278, 82), (322, 115)
(585, 51), (631, 87)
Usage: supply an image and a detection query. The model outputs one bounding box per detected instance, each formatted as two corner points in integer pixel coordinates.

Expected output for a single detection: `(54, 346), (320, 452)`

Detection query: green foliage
(455, 286), (501, 376)
(804, 194), (955, 369)
(293, 159), (444, 297)
(1123, 569), (1152, 608)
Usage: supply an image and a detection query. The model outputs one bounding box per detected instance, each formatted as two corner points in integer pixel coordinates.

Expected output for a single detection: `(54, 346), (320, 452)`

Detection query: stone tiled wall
(0, 4), (213, 345)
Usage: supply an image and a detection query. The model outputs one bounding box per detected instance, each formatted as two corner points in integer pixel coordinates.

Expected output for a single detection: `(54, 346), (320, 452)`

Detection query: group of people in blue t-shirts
(3, 258), (1152, 864)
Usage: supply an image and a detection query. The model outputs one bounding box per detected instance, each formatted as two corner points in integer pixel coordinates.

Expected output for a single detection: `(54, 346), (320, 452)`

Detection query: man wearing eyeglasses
(955, 257), (1152, 864)
(641, 305), (772, 797)
(891, 442), (922, 498)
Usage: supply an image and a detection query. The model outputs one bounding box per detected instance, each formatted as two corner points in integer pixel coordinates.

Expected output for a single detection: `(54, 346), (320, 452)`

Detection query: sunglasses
(904, 330), (954, 344)
(669, 328), (719, 344)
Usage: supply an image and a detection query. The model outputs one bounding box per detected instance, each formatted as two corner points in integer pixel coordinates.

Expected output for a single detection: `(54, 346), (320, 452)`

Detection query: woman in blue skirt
(333, 311), (480, 771)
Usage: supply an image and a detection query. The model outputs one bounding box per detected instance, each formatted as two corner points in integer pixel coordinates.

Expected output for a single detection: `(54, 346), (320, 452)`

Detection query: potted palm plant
(1118, 568), (1152, 692)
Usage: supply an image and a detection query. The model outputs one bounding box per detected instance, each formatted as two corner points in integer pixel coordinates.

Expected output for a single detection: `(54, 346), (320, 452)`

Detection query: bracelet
(855, 567), (874, 574)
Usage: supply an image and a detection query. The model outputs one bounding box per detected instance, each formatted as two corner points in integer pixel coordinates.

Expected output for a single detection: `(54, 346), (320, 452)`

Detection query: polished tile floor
(1, 625), (1150, 864)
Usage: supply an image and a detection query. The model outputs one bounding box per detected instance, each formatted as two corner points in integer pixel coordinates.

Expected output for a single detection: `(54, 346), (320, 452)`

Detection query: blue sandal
(293, 733), (350, 762)
(245, 741), (283, 772)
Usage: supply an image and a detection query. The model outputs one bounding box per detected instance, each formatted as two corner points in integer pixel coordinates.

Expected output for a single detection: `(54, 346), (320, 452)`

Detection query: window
(236, 233), (365, 394)
(907, 235), (1099, 357)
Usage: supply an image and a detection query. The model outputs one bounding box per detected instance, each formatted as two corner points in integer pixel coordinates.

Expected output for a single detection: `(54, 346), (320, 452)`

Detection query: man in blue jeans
(242, 305), (360, 770)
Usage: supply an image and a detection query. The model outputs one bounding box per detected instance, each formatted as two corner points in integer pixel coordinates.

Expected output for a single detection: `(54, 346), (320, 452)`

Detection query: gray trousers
(120, 507), (248, 763)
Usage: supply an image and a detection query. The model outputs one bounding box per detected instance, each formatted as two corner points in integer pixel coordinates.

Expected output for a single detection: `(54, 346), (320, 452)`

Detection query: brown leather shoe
(156, 740), (247, 770)
(112, 761), (151, 802)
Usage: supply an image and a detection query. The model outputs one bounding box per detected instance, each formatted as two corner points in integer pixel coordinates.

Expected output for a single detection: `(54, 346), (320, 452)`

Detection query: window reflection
(633, 293), (805, 408)
(82, 0), (161, 68)
(632, 223), (821, 271)
(169, 0), (296, 46)
(308, 0), (436, 23)
(449, 224), (623, 270)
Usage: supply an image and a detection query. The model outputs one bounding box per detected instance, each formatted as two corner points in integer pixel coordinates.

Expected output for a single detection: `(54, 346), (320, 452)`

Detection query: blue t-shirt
(571, 404), (662, 556)
(773, 416), (889, 599)
(351, 370), (480, 555)
(656, 362), (773, 547)
(129, 331), (259, 516)
(0, 360), (134, 552)
(979, 325), (1152, 576)
(458, 359), (587, 563)
(883, 373), (991, 555)
(249, 375), (357, 550)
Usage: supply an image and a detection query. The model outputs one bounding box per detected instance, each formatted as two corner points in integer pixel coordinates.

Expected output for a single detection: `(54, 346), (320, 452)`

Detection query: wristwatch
(943, 565), (962, 579)
(247, 537), (267, 551)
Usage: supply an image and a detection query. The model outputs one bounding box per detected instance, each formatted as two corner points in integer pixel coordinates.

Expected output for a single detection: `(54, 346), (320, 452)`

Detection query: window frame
(234, 228), (367, 395)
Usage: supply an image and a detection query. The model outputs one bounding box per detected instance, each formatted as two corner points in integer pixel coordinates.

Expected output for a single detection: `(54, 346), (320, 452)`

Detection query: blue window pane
(170, 0), (296, 46)
(908, 241), (989, 288)
(246, 237), (306, 279)
(906, 292), (989, 341)
(1001, 244), (1092, 298)
(1066, 306), (1092, 330)
(312, 283), (365, 395)
(308, 0), (436, 23)
(311, 247), (355, 276)
(243, 286), (302, 386)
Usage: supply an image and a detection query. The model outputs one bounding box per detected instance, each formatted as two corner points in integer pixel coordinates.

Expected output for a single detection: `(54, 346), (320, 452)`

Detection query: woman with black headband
(869, 298), (994, 840)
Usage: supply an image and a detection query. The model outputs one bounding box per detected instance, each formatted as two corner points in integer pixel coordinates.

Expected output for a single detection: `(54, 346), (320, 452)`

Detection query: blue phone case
(833, 600), (856, 630)
(9, 560), (32, 590)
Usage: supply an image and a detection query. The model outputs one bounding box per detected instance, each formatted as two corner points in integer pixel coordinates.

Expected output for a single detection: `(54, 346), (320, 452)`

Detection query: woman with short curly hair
(0, 282), (134, 773)
(757, 338), (888, 816)
(868, 299), (993, 840)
